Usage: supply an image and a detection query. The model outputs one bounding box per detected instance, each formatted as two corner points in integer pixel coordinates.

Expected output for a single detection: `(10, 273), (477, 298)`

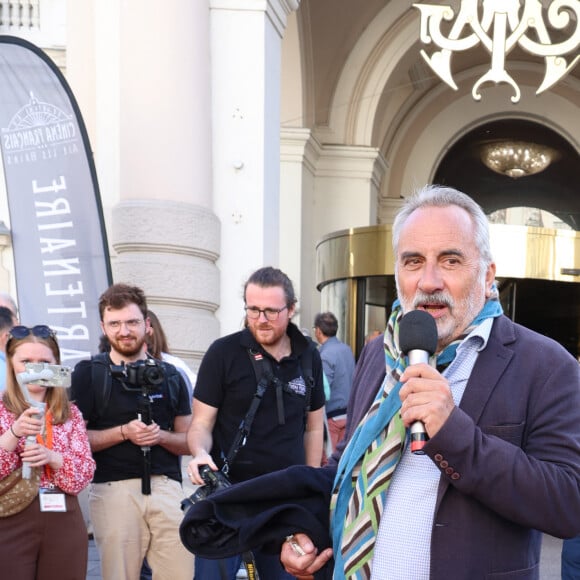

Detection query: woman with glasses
(0, 325), (96, 580)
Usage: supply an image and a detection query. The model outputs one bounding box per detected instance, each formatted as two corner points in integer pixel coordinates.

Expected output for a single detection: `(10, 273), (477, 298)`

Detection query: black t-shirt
(70, 355), (192, 484)
(194, 322), (325, 483)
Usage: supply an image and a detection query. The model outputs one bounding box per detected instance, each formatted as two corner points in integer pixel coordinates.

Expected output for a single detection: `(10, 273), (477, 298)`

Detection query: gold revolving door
(316, 224), (580, 360)
(316, 225), (395, 359)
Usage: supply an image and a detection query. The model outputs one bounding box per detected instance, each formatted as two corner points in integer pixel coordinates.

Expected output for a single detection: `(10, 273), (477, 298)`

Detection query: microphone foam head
(399, 310), (438, 355)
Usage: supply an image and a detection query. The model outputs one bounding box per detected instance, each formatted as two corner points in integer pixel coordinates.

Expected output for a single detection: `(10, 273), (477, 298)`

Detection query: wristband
(120, 424), (127, 441)
(9, 424), (20, 438)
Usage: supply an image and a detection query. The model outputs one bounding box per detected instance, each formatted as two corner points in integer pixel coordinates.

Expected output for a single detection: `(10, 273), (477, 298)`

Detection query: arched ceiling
(297, 0), (580, 143)
(296, 0), (580, 229)
(297, 0), (388, 127)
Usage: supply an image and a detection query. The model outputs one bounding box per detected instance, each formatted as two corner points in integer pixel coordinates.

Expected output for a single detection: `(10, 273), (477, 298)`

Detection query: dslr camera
(181, 465), (231, 512)
(110, 359), (165, 390)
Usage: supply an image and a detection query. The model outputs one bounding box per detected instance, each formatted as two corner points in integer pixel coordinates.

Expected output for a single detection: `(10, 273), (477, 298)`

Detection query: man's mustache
(412, 291), (454, 310)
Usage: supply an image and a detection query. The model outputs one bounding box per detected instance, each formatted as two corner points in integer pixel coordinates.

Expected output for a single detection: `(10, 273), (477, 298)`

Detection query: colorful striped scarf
(330, 297), (503, 579)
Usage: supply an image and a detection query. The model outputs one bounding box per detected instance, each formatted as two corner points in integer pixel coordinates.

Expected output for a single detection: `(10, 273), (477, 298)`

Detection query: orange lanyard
(36, 409), (53, 480)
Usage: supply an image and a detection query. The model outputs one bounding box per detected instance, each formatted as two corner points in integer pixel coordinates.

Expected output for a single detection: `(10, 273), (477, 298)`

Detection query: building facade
(1, 0), (579, 367)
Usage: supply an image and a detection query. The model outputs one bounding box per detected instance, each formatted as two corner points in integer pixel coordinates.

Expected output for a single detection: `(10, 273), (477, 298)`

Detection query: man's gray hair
(392, 184), (494, 268)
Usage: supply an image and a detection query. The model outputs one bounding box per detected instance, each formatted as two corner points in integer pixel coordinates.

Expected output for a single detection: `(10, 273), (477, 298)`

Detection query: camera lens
(143, 366), (164, 385)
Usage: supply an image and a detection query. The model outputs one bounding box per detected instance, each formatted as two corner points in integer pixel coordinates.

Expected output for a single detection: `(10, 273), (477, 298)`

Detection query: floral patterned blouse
(0, 403), (95, 495)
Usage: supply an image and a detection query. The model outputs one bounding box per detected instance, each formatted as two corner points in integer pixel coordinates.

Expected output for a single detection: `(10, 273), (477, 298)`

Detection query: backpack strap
(300, 342), (315, 417)
(90, 352), (112, 420)
(157, 359), (182, 415)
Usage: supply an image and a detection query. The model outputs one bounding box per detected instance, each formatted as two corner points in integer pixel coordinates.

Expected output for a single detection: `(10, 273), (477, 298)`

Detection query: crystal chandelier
(480, 141), (557, 179)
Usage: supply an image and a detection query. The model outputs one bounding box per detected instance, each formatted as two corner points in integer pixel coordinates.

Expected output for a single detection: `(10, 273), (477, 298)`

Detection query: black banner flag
(0, 36), (112, 365)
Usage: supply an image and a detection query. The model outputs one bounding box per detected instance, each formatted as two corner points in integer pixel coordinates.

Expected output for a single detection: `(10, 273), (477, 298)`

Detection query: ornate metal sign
(413, 0), (580, 103)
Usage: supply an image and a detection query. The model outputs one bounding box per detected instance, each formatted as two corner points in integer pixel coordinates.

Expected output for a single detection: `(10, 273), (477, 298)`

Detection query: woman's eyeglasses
(9, 325), (56, 340)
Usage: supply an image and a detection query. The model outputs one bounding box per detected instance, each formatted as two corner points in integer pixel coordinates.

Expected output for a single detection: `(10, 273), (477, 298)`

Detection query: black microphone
(399, 310), (438, 455)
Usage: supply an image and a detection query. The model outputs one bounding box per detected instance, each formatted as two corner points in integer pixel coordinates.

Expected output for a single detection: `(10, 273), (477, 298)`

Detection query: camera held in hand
(180, 465), (231, 512)
(110, 359), (165, 392)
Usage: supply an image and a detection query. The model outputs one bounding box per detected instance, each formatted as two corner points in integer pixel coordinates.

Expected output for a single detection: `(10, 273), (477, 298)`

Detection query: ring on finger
(285, 535), (306, 556)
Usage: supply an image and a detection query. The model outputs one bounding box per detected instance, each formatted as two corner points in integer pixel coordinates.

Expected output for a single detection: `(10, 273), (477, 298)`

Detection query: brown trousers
(0, 493), (88, 580)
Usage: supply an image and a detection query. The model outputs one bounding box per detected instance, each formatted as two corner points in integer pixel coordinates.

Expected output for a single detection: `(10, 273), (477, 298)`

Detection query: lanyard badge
(36, 410), (67, 513)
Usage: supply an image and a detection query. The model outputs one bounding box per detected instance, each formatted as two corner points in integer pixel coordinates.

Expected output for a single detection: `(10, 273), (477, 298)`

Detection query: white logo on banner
(2, 92), (79, 164)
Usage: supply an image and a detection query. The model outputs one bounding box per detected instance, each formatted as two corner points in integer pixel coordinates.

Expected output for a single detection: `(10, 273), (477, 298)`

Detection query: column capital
(281, 127), (322, 174)
(210, 0), (300, 36)
(379, 197), (406, 225)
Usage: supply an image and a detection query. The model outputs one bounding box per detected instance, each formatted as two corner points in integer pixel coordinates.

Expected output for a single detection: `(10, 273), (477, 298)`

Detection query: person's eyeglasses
(9, 325), (56, 340)
(104, 319), (144, 331)
(244, 306), (288, 322)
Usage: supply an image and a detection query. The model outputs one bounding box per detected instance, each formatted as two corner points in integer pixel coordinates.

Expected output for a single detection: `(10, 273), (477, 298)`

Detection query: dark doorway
(498, 278), (580, 358)
(434, 119), (580, 358)
(434, 119), (580, 229)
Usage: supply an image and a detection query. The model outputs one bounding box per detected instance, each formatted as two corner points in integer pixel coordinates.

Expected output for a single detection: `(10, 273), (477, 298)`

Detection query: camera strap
(241, 551), (258, 580)
(222, 345), (315, 475)
(222, 350), (273, 475)
(248, 344), (315, 424)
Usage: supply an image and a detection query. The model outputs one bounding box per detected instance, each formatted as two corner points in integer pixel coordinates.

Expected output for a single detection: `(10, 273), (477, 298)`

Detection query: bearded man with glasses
(186, 266), (325, 579)
(70, 283), (194, 580)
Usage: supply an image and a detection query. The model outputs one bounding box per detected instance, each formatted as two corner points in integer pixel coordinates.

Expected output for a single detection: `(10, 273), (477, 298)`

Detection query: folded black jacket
(179, 464), (335, 579)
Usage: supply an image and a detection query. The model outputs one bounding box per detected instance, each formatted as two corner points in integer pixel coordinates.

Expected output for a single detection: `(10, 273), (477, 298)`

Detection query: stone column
(67, 0), (218, 369)
(114, 0), (219, 368)
(280, 127), (320, 329)
(209, 0), (300, 335)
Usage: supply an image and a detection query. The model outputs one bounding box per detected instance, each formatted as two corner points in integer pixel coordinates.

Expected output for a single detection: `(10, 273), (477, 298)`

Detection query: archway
(434, 119), (580, 355)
